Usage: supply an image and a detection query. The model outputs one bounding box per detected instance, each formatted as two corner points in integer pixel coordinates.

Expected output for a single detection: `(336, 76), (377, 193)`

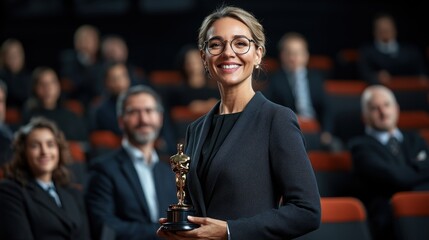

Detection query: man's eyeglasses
(204, 36), (256, 56)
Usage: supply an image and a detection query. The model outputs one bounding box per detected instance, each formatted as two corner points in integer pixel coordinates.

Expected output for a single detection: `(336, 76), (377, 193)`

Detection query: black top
(198, 112), (241, 200)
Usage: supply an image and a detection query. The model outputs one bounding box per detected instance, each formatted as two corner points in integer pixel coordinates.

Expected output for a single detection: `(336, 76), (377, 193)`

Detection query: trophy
(161, 143), (199, 231)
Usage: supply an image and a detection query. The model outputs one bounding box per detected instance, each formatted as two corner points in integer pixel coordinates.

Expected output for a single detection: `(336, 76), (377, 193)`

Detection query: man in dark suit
(267, 32), (340, 151)
(349, 85), (429, 240)
(85, 85), (177, 240)
(59, 24), (104, 105)
(358, 13), (427, 85)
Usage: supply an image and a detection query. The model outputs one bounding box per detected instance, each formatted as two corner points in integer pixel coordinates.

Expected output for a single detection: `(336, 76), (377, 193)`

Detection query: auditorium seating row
(296, 192), (429, 240)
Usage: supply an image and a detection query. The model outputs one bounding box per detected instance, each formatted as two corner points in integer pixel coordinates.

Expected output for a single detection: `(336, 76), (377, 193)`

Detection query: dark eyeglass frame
(203, 36), (256, 56)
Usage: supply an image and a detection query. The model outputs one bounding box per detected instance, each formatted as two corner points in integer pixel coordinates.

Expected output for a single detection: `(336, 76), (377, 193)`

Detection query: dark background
(1, 0), (428, 74)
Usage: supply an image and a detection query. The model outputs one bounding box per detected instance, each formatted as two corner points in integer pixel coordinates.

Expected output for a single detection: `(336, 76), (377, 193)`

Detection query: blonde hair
(198, 6), (266, 58)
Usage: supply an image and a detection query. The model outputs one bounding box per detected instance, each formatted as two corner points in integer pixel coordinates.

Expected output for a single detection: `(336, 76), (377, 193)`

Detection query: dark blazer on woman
(0, 179), (90, 240)
(184, 92), (321, 240)
(85, 148), (177, 240)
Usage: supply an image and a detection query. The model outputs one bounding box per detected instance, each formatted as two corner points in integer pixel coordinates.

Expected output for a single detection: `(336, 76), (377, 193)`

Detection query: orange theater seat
(64, 99), (85, 116)
(337, 48), (360, 63)
(89, 130), (121, 149)
(307, 151), (353, 197)
(170, 106), (205, 123)
(297, 117), (321, 134)
(308, 55), (334, 72)
(419, 128), (429, 146)
(149, 70), (182, 86)
(68, 141), (86, 162)
(324, 80), (368, 96)
(5, 107), (21, 125)
(391, 191), (429, 240)
(386, 76), (429, 92)
(261, 57), (280, 73)
(296, 197), (371, 240)
(398, 111), (429, 130)
(308, 151), (352, 172)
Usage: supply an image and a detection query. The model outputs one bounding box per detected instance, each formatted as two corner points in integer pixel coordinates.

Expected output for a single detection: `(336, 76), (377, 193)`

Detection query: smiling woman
(157, 6), (320, 240)
(0, 117), (90, 240)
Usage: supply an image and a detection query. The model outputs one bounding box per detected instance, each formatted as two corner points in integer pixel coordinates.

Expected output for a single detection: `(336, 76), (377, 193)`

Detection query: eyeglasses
(204, 36), (256, 56)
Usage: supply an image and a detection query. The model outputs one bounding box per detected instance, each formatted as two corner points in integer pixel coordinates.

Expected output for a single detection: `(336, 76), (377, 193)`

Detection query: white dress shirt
(122, 139), (159, 223)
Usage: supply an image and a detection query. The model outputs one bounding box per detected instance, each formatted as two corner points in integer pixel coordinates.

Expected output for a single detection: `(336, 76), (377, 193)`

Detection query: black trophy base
(161, 206), (199, 231)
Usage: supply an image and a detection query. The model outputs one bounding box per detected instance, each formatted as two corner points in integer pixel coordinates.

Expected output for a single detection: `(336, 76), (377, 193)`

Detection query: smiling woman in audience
(0, 117), (90, 240)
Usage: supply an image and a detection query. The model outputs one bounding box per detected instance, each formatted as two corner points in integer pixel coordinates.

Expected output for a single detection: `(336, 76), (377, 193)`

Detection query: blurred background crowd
(0, 1), (429, 239)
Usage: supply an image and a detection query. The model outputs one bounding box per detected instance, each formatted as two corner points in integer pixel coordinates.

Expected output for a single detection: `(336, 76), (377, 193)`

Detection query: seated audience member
(101, 34), (148, 86)
(0, 117), (90, 239)
(85, 85), (176, 240)
(171, 44), (219, 113)
(23, 67), (88, 142)
(0, 80), (13, 166)
(349, 85), (429, 240)
(358, 13), (427, 85)
(90, 62), (131, 135)
(0, 38), (31, 109)
(267, 32), (341, 151)
(59, 24), (104, 105)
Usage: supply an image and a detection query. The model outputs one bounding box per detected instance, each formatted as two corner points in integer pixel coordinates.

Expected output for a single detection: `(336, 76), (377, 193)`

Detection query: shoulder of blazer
(0, 178), (24, 194)
(348, 134), (380, 150)
(89, 148), (129, 173)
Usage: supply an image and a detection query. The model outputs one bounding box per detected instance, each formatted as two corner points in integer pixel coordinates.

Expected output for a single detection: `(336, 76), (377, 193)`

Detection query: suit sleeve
(85, 167), (159, 240)
(0, 181), (35, 240)
(227, 108), (321, 239)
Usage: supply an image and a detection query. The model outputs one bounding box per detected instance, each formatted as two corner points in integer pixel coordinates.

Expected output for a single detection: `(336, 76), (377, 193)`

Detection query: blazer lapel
(27, 182), (73, 231)
(187, 102), (220, 217)
(203, 93), (266, 205)
(118, 149), (151, 219)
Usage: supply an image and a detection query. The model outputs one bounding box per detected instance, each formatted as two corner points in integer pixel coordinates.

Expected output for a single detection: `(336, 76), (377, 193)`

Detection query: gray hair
(116, 85), (164, 117)
(361, 85), (397, 114)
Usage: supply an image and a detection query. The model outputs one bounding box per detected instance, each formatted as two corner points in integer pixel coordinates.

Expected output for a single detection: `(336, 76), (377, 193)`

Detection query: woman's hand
(157, 216), (228, 240)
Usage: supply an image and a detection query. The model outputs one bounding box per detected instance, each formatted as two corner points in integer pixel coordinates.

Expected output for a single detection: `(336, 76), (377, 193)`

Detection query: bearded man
(85, 85), (176, 240)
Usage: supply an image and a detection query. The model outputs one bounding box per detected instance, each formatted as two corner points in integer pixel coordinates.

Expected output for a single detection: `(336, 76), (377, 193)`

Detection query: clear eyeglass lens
(207, 37), (251, 55)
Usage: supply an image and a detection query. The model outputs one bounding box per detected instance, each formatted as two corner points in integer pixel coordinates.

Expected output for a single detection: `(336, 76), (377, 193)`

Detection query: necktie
(387, 136), (405, 164)
(291, 73), (315, 118)
(47, 185), (62, 207)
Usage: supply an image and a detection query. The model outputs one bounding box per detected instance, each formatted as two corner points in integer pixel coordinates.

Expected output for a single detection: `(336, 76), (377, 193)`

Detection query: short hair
(198, 6), (266, 58)
(31, 66), (58, 96)
(3, 117), (72, 186)
(103, 61), (126, 81)
(0, 38), (24, 69)
(277, 32), (308, 52)
(74, 24), (100, 45)
(101, 34), (127, 54)
(0, 79), (7, 96)
(361, 85), (397, 114)
(116, 85), (164, 117)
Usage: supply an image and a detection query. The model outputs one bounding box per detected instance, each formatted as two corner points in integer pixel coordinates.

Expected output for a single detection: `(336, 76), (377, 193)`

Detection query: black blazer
(184, 92), (321, 239)
(358, 43), (427, 84)
(349, 131), (429, 199)
(267, 69), (333, 133)
(85, 148), (177, 240)
(0, 179), (90, 240)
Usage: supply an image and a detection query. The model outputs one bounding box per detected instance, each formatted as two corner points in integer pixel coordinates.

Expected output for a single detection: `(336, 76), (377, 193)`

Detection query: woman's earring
(255, 64), (260, 69)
